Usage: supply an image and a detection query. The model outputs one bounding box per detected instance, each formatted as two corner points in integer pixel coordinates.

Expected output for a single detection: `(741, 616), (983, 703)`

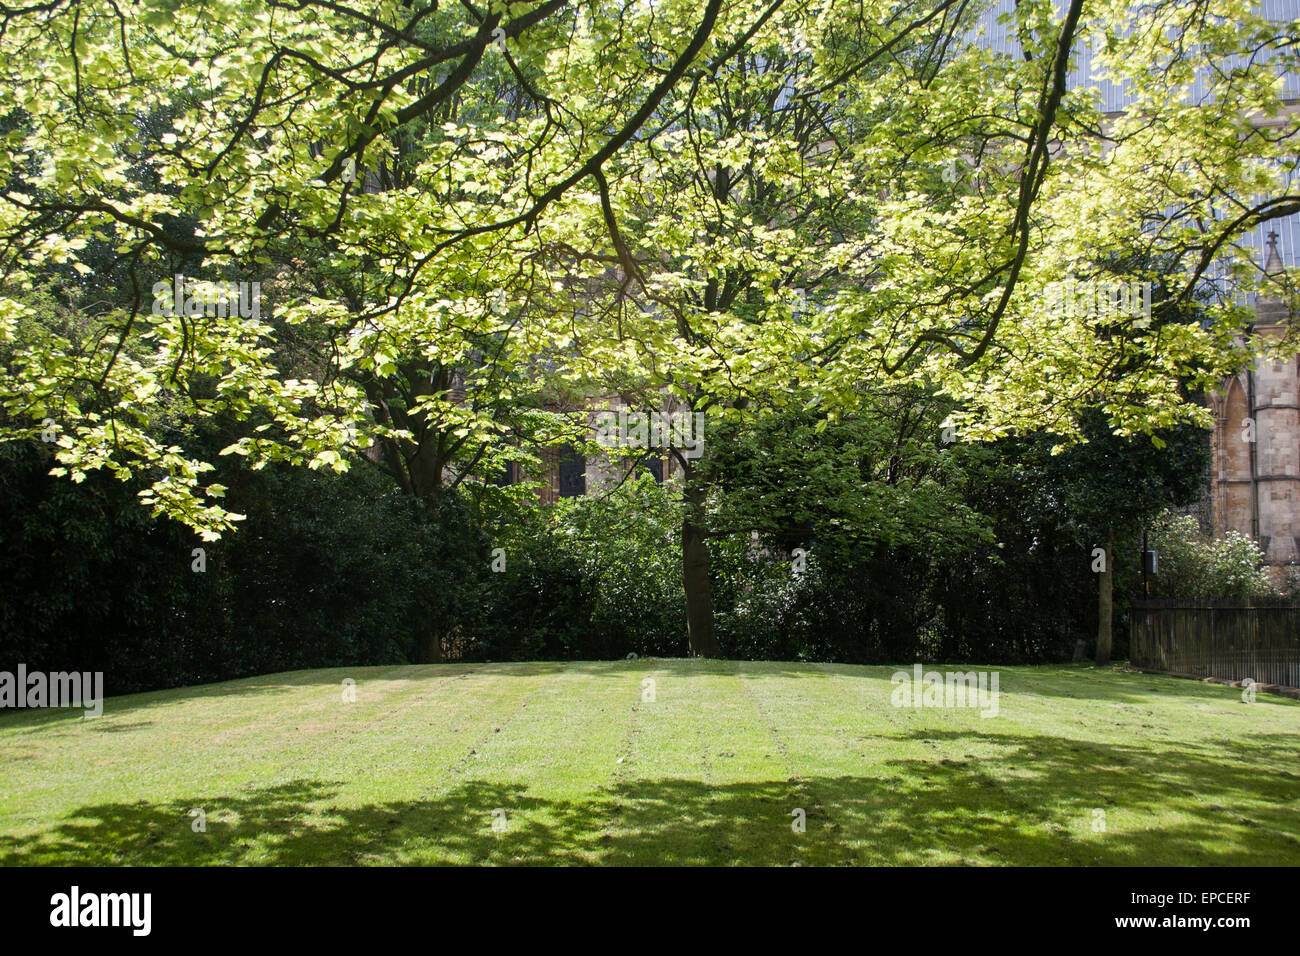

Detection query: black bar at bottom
(0, 866), (1285, 943)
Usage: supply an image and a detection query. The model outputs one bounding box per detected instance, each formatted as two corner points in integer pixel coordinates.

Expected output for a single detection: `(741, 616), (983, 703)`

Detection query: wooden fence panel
(1130, 599), (1300, 688)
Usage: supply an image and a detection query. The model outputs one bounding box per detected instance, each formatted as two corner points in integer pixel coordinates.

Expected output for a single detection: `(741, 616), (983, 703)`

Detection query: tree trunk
(681, 476), (722, 658)
(422, 629), (444, 664)
(1094, 535), (1113, 666)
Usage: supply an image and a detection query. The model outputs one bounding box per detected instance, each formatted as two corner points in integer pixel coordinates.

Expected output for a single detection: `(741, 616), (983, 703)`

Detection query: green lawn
(1, 660), (1297, 865)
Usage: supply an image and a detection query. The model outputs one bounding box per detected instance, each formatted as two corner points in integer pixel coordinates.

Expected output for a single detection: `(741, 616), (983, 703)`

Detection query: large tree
(553, 0), (1298, 653)
(1, 0), (1296, 656)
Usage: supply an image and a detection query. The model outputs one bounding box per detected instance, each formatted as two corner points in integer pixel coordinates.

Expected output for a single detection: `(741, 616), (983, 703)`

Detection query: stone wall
(1209, 251), (1300, 588)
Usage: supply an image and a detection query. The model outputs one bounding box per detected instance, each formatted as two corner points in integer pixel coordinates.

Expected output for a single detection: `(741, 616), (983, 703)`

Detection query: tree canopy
(1, 0), (1297, 545)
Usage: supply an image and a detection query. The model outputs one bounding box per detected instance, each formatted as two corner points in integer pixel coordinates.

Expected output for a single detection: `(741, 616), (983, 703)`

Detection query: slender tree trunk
(681, 474), (722, 658)
(1095, 534), (1113, 666)
(412, 442), (446, 665)
(422, 630), (444, 664)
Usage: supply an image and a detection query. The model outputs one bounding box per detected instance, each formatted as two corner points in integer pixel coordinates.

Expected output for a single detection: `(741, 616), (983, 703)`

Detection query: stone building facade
(1209, 234), (1300, 586)
(525, 403), (691, 504)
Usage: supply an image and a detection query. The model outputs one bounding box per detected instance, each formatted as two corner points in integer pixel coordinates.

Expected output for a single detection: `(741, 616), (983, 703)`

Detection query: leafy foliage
(1, 0), (1295, 538)
(1148, 511), (1277, 600)
(0, 439), (485, 693)
(1, 0), (1296, 669)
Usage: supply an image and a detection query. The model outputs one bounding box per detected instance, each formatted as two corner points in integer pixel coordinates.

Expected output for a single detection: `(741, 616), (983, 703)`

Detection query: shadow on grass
(0, 660), (863, 731)
(0, 663), (494, 731)
(4, 730), (1297, 866)
(990, 663), (1300, 707)
(10, 660), (1283, 734)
